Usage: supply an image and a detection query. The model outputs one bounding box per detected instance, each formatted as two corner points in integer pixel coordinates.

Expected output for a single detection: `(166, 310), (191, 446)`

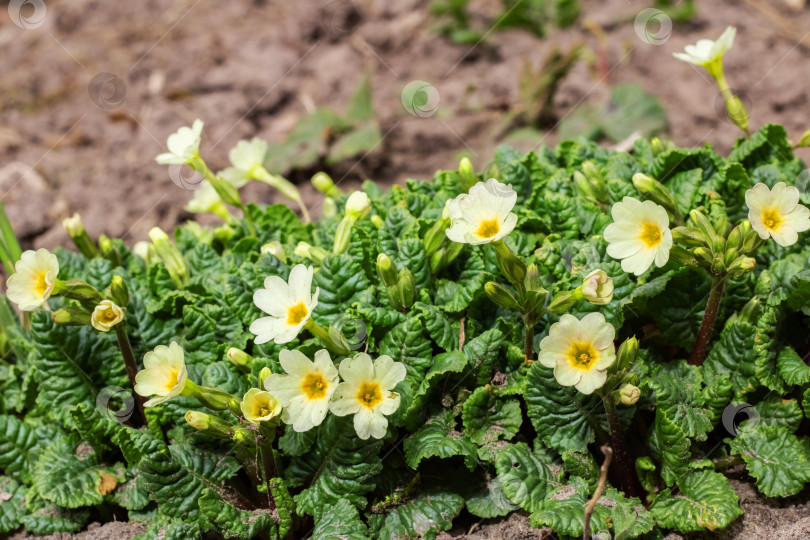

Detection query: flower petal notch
(746, 182), (810, 247)
(445, 178), (518, 245)
(250, 264), (319, 345)
(264, 349), (339, 432)
(329, 352), (406, 439)
(604, 196), (672, 276)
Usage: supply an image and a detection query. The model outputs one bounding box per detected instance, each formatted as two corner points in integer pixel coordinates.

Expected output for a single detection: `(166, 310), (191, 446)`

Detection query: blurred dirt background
(2, 0), (810, 251)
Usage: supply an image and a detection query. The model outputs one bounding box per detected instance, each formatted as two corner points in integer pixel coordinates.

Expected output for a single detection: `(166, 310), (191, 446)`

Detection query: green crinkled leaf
(525, 363), (597, 451)
(139, 443), (241, 528)
(561, 450), (599, 490)
(380, 315), (433, 379)
(367, 491), (464, 540)
(434, 251), (488, 312)
(403, 409), (478, 471)
(20, 494), (89, 536)
(754, 307), (787, 394)
(0, 414), (57, 484)
(530, 477), (653, 539)
(31, 436), (124, 508)
(729, 123), (794, 167)
(461, 387), (522, 445)
(665, 168), (703, 215)
(277, 425), (317, 457)
(704, 320), (759, 398)
(464, 475), (519, 519)
(494, 442), (558, 514)
(198, 488), (275, 539)
(649, 369), (713, 441)
(0, 476), (26, 533)
(650, 469), (742, 533)
(133, 516), (201, 540)
(463, 324), (506, 386)
(288, 415), (382, 516)
(729, 424), (810, 497)
(651, 267), (711, 349)
(246, 203), (311, 245)
(749, 394), (803, 432)
(414, 302), (460, 351)
(392, 238), (432, 292)
(313, 254), (374, 325)
(404, 351), (467, 431)
(113, 473), (150, 511)
(777, 346), (810, 386)
(651, 409), (691, 487)
(313, 498), (369, 540)
(756, 254), (810, 309)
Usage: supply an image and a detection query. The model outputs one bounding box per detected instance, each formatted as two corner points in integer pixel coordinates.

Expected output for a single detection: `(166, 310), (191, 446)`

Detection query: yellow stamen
(287, 302), (308, 325)
(301, 373), (327, 400)
(476, 218), (500, 239)
(356, 382), (382, 409)
(33, 272), (48, 297)
(103, 310), (117, 322)
(164, 368), (180, 393)
(567, 342), (598, 371)
(639, 222), (662, 248)
(254, 401), (272, 418)
(761, 208), (782, 231)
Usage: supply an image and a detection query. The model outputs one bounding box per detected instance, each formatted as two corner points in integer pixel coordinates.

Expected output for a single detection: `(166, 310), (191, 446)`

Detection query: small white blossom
(604, 197), (672, 276)
(746, 182), (810, 247)
(91, 300), (124, 332)
(134, 342), (188, 407)
(155, 119), (203, 165)
(673, 26), (736, 67)
(445, 178), (518, 245)
(250, 265), (319, 345)
(6, 249), (59, 311)
(580, 269), (613, 305)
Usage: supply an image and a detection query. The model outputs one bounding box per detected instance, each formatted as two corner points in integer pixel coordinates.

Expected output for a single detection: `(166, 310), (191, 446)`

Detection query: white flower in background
(155, 119), (204, 165)
(241, 388), (282, 425)
(221, 137), (269, 184)
(445, 178), (518, 245)
(673, 26), (736, 67)
(250, 264), (319, 345)
(185, 181), (222, 214)
(604, 197), (673, 276)
(345, 191), (371, 219)
(329, 353), (406, 440)
(537, 312), (616, 395)
(134, 342), (188, 407)
(264, 349), (339, 432)
(746, 182), (810, 247)
(580, 269), (614, 305)
(6, 249), (59, 311)
(91, 300), (124, 332)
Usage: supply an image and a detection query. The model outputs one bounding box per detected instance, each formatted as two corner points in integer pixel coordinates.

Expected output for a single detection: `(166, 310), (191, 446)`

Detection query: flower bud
(51, 306), (92, 326)
(98, 234), (121, 267)
(91, 300), (125, 332)
(185, 410), (235, 439)
(58, 279), (104, 304)
(727, 255), (756, 276)
(547, 290), (577, 314)
(741, 228), (762, 254)
(323, 197), (338, 218)
(185, 410), (209, 431)
(333, 217), (353, 254)
(573, 170), (598, 201)
(149, 227), (189, 287)
(258, 367), (272, 390)
(614, 336), (639, 373)
(737, 296), (761, 325)
(725, 224), (744, 252)
(345, 191), (371, 220)
(294, 242), (327, 265)
(633, 173), (678, 215)
(208, 174), (242, 208)
(619, 384), (641, 405)
(671, 226), (710, 248)
(371, 214), (384, 228)
(227, 347), (253, 369)
(724, 93), (749, 135)
(311, 172), (342, 198)
(581, 161), (607, 201)
(376, 254), (398, 287)
(524, 264), (542, 292)
(485, 281), (520, 310)
(492, 240), (526, 288)
(795, 128), (810, 148)
(668, 245), (697, 266)
(580, 269), (613, 305)
(261, 241), (287, 263)
(458, 157), (477, 190)
(109, 275), (129, 307)
(241, 388), (282, 425)
(397, 267), (416, 309)
(132, 241), (152, 262)
(63, 213), (100, 259)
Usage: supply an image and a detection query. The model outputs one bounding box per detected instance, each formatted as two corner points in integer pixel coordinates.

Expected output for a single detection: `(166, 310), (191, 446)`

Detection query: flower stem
(600, 391), (644, 500)
(114, 324), (147, 427)
(689, 274), (726, 366)
(523, 321), (534, 365)
(258, 426), (278, 511)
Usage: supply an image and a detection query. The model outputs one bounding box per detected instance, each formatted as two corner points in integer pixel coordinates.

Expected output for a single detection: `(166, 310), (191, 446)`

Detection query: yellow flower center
(103, 309), (118, 322)
(287, 302), (309, 325)
(33, 272), (49, 297)
(476, 218), (500, 239)
(639, 222), (662, 248)
(356, 382), (383, 409)
(301, 373), (327, 400)
(164, 368), (180, 393)
(567, 342), (598, 371)
(253, 399), (273, 419)
(761, 208), (782, 231)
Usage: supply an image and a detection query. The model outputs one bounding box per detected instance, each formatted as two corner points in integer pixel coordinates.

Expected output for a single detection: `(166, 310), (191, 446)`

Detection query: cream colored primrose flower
(604, 197), (673, 276)
(250, 264), (319, 345)
(91, 300), (124, 332)
(134, 342), (188, 407)
(538, 312), (616, 395)
(6, 249), (59, 311)
(445, 178), (517, 245)
(746, 182), (810, 247)
(155, 119), (203, 165)
(345, 191), (371, 219)
(673, 26), (736, 67)
(264, 349), (339, 432)
(580, 269), (613, 305)
(241, 388), (282, 425)
(221, 137), (268, 184)
(329, 353), (406, 440)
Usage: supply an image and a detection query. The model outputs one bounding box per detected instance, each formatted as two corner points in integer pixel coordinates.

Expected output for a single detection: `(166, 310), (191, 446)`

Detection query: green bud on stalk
(51, 306), (92, 326)
(184, 411), (235, 439)
(613, 336), (639, 373)
(227, 347), (253, 369)
(109, 275), (129, 307)
(397, 267), (416, 309)
(261, 241), (287, 263)
(312, 172), (343, 198)
(149, 227), (189, 288)
(376, 254), (398, 287)
(633, 173), (679, 216)
(63, 213), (99, 259)
(458, 157), (477, 190)
(484, 282), (520, 310)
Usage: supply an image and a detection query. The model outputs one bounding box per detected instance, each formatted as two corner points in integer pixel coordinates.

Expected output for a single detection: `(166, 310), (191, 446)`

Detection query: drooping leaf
(494, 442), (559, 513)
(367, 491), (464, 540)
(729, 424), (810, 497)
(403, 409), (478, 471)
(649, 469), (742, 533)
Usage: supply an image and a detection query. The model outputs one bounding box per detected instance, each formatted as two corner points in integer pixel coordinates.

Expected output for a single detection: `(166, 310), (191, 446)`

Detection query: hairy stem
(524, 321), (534, 364)
(689, 275), (726, 366)
(114, 324), (147, 427)
(601, 392), (644, 500)
(258, 428), (278, 512)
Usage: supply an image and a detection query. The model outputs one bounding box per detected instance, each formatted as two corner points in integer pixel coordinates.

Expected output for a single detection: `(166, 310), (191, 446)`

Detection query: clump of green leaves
(1, 122), (810, 540)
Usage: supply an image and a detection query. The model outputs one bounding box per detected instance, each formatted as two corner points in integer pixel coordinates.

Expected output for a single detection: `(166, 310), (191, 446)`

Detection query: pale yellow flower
(6, 249), (59, 311)
(329, 353), (406, 440)
(673, 26), (736, 67)
(537, 312), (616, 395)
(91, 300), (124, 332)
(155, 120), (203, 165)
(241, 388), (282, 424)
(580, 269), (613, 305)
(445, 178), (517, 245)
(264, 349), (339, 432)
(746, 182), (810, 247)
(134, 342), (188, 407)
(604, 197), (672, 276)
(250, 264), (319, 345)
(345, 191), (371, 219)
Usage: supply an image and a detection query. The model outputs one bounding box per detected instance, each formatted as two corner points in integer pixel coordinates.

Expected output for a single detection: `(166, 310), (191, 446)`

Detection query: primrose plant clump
(3, 26), (810, 540)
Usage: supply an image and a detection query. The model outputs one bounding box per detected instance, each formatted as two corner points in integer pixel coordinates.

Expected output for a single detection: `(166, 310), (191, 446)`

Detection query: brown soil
(2, 0), (810, 250)
(6, 521), (145, 540)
